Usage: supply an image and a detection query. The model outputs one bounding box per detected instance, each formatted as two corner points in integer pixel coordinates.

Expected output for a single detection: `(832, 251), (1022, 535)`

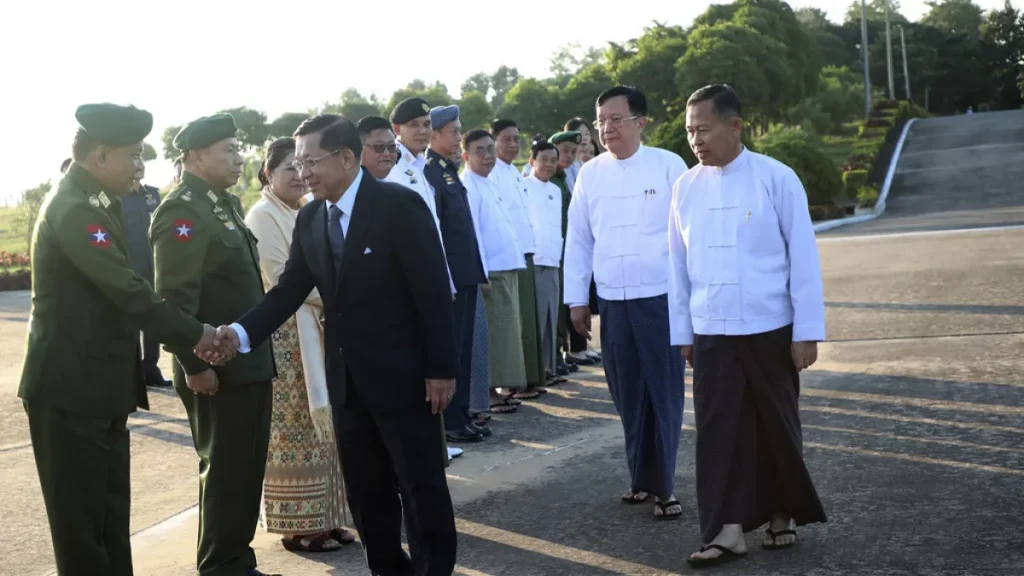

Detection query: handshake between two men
(187, 325), (244, 396)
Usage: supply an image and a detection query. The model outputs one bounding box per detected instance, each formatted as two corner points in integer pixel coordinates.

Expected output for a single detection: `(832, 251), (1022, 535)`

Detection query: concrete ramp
(827, 108), (1024, 235)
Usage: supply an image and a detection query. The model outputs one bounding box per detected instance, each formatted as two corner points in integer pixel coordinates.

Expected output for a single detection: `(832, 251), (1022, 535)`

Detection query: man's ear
(95, 144), (109, 167)
(637, 116), (649, 131)
(462, 150), (470, 163)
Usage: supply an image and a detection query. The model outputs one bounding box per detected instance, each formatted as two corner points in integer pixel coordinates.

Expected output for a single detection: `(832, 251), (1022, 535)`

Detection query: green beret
(389, 97), (431, 125)
(549, 131), (582, 145)
(75, 103), (153, 146)
(173, 113), (238, 151)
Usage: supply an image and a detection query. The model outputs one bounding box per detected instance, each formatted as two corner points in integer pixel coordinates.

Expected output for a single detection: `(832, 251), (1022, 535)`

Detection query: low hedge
(842, 169), (868, 200)
(757, 127), (842, 207)
(0, 270), (30, 291)
(839, 99), (929, 203)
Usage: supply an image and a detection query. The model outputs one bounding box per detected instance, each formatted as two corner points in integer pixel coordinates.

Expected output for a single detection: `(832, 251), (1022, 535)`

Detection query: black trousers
(338, 387), (457, 576)
(443, 285), (476, 431)
(25, 402), (133, 576)
(142, 331), (164, 383)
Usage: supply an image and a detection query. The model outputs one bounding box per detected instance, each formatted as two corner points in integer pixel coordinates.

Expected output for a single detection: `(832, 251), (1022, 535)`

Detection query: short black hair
(71, 129), (100, 163)
(356, 115), (393, 139)
(564, 117), (589, 132)
(294, 114), (363, 159)
(491, 118), (518, 137)
(60, 158), (72, 173)
(462, 129), (493, 151)
(258, 137), (296, 187)
(531, 141), (558, 159)
(596, 86), (648, 117)
(686, 84), (742, 118)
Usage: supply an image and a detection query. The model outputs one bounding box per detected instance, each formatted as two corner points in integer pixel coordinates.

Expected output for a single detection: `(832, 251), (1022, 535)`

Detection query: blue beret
(429, 105), (460, 130)
(390, 97), (431, 125)
(173, 113), (238, 151)
(75, 103), (153, 146)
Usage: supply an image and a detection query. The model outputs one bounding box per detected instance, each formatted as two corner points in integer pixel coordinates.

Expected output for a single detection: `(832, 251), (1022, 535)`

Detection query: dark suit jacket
(423, 149), (486, 287)
(238, 168), (458, 413)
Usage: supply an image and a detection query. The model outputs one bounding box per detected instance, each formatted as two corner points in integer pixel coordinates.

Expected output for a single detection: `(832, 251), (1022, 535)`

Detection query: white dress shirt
(463, 170), (525, 273)
(386, 141), (455, 294)
(563, 146), (687, 306)
(489, 158), (537, 255)
(232, 169), (365, 353)
(524, 174), (563, 267)
(667, 148), (826, 345)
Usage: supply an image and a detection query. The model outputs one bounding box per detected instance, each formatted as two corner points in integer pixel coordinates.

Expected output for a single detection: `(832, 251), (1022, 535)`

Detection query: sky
(1, 0), (1017, 203)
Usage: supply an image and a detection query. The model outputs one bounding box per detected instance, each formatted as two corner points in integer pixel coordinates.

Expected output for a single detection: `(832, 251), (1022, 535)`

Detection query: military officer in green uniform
(548, 131), (581, 375)
(19, 103), (218, 576)
(151, 114), (278, 576)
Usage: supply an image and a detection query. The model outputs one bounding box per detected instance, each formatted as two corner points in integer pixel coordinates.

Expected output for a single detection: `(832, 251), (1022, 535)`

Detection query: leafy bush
(857, 185), (880, 207)
(647, 114), (757, 168)
(842, 169), (868, 200)
(757, 127), (842, 206)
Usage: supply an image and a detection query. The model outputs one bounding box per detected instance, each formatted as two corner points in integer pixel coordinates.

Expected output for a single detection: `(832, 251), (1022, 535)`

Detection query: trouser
(443, 285), (477, 431)
(176, 380), (273, 576)
(142, 331), (164, 383)
(339, 388), (457, 576)
(26, 401), (133, 576)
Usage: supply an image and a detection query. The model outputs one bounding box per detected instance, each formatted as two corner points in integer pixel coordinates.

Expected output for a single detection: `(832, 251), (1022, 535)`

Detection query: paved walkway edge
(813, 117), (920, 234)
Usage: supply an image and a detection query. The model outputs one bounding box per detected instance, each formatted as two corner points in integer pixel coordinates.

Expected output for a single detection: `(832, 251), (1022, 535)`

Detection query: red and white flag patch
(87, 224), (111, 249)
(173, 219), (195, 243)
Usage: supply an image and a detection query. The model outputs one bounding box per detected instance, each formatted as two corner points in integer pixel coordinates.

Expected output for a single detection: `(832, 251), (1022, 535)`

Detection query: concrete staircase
(829, 108), (1024, 235)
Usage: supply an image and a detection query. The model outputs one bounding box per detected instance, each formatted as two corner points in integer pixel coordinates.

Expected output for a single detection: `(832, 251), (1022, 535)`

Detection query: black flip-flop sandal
(686, 544), (747, 568)
(547, 375), (569, 384)
(511, 390), (541, 400)
(763, 528), (797, 550)
(281, 533), (341, 553)
(653, 499), (682, 520)
(329, 528), (356, 545)
(621, 489), (650, 504)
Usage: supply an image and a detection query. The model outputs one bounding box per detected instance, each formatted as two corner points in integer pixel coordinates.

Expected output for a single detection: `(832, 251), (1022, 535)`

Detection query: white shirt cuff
(230, 322), (252, 353)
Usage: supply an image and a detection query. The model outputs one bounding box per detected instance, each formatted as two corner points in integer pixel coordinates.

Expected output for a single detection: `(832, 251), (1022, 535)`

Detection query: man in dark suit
(213, 115), (459, 576)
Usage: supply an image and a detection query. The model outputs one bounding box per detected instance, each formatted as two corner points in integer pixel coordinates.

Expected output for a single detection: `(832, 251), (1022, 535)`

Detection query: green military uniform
(19, 103), (206, 576)
(548, 131), (581, 362)
(151, 114), (276, 576)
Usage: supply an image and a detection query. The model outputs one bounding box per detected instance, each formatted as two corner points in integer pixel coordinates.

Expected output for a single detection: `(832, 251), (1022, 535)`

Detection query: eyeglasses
(293, 150), (339, 173)
(594, 116), (641, 130)
(365, 143), (398, 155)
(469, 146), (496, 157)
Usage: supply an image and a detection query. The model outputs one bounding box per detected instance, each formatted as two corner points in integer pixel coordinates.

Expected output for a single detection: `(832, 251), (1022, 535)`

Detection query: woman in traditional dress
(246, 138), (355, 553)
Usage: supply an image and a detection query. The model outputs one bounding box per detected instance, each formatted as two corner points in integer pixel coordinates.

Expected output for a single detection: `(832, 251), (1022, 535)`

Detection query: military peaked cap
(75, 103), (154, 146)
(173, 113), (238, 151)
(549, 131), (582, 145)
(429, 105), (460, 130)
(389, 98), (431, 125)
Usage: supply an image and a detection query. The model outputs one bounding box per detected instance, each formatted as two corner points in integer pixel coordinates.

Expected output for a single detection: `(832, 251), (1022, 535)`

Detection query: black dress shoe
(446, 426), (484, 443)
(556, 364), (570, 376)
(468, 422), (492, 437)
(147, 378), (172, 388)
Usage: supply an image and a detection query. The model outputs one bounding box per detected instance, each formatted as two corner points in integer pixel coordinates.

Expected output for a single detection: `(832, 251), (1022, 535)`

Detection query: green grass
(0, 207), (28, 254)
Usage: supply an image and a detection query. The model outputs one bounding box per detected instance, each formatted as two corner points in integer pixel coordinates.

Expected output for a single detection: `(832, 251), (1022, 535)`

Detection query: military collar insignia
(213, 206), (223, 213)
(206, 190), (219, 204)
(88, 195), (101, 208)
(216, 213), (229, 221)
(97, 192), (111, 208)
(224, 221), (236, 231)
(439, 158), (448, 168)
(182, 190), (193, 201)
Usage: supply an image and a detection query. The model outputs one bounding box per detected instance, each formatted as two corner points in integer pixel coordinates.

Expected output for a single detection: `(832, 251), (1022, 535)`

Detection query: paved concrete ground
(3, 109), (1023, 575)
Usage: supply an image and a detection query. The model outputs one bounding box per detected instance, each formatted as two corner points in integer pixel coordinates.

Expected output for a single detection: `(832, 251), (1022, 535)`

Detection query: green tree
(385, 81), (453, 114)
(161, 125), (181, 160)
(266, 112), (309, 139)
(606, 22), (689, 123)
(499, 78), (562, 136)
(797, 7), (856, 69)
(461, 72), (492, 99)
(982, 0), (1024, 109)
(922, 0), (983, 37)
(558, 63), (614, 124)
(845, 0), (907, 24)
(789, 66), (865, 134)
(455, 91), (494, 130)
(218, 107), (269, 148)
(143, 143), (158, 162)
(16, 181), (50, 255)
(549, 43), (605, 81)
(490, 66), (521, 111)
(323, 88), (384, 120)
(676, 21), (785, 132)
